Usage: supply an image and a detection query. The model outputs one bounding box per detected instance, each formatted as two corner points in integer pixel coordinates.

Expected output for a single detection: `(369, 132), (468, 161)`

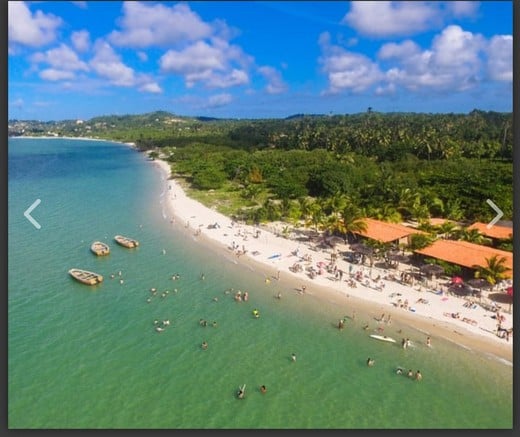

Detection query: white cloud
(89, 40), (137, 87)
(71, 30), (90, 52)
(139, 81), (162, 94)
(31, 43), (89, 73)
(485, 35), (512, 82)
(319, 42), (383, 94)
(160, 41), (225, 75)
(39, 68), (76, 81)
(374, 26), (486, 93)
(8, 1), (62, 48)
(137, 51), (148, 62)
(160, 39), (250, 89)
(206, 93), (233, 108)
(445, 1), (480, 18)
(320, 24), (509, 97)
(342, 1), (443, 37)
(71, 1), (88, 9)
(109, 1), (211, 48)
(89, 40), (162, 94)
(258, 66), (288, 94)
(342, 1), (480, 38)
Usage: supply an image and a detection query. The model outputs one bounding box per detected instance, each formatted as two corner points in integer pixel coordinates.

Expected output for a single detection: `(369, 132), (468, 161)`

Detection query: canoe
(369, 334), (397, 343)
(114, 235), (139, 248)
(90, 241), (110, 256)
(69, 268), (103, 285)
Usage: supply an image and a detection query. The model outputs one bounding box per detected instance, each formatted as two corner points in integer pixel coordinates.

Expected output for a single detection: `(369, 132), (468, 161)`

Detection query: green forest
(12, 109), (513, 252)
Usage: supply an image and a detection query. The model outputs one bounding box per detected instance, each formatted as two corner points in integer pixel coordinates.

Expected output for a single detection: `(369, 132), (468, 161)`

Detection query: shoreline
(150, 157), (513, 363)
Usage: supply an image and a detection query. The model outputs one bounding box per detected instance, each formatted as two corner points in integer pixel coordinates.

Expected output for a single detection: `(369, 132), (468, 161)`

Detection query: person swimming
(396, 368), (403, 375)
(260, 385), (267, 394)
(201, 341), (208, 350)
(252, 309), (260, 318)
(415, 370), (422, 381)
(366, 357), (375, 367)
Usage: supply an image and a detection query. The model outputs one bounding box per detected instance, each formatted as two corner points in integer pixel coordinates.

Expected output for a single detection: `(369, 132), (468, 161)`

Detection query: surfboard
(370, 334), (397, 343)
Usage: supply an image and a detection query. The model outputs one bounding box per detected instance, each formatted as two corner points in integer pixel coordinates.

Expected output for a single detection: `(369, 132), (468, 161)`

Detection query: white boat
(369, 334), (397, 343)
(90, 241), (110, 256)
(114, 235), (139, 248)
(69, 268), (103, 285)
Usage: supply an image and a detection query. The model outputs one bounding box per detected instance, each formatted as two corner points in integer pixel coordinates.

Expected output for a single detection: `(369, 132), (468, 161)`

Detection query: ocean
(7, 137), (513, 429)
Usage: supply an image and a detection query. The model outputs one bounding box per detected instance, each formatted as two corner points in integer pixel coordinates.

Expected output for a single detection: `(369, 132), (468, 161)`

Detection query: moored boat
(114, 235), (139, 248)
(69, 268), (103, 285)
(90, 241), (110, 256)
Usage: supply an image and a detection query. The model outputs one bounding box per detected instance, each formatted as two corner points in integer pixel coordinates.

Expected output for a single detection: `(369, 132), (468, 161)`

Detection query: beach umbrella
(387, 252), (411, 263)
(451, 276), (464, 285)
(506, 286), (513, 296)
(488, 292), (513, 305)
(350, 243), (373, 256)
(327, 236), (345, 248)
(466, 278), (493, 301)
(420, 264), (444, 277)
(448, 284), (472, 296)
(466, 278), (493, 291)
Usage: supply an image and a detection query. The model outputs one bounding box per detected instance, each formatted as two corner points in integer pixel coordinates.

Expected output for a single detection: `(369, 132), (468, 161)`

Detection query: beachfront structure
(467, 222), (513, 242)
(352, 218), (423, 245)
(414, 239), (513, 279)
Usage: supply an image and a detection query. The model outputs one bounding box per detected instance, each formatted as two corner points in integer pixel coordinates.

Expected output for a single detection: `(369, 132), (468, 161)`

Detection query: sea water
(8, 138), (513, 429)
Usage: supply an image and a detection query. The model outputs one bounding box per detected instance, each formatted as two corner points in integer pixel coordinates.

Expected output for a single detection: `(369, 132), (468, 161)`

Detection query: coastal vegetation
(10, 109), (513, 254)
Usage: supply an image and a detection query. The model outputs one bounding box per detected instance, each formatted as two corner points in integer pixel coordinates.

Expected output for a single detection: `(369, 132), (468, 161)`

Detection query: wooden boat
(69, 268), (103, 285)
(114, 235), (139, 248)
(90, 241), (110, 256)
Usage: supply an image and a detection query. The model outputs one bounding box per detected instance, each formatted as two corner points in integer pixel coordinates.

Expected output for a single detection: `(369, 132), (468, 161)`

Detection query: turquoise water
(8, 138), (513, 429)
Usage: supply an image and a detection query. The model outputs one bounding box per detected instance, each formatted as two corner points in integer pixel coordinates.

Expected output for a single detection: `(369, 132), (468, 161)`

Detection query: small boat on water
(90, 241), (110, 256)
(114, 235), (139, 248)
(69, 268), (103, 285)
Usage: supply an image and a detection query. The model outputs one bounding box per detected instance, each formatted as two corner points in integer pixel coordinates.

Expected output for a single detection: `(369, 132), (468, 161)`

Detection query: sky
(7, 1), (513, 121)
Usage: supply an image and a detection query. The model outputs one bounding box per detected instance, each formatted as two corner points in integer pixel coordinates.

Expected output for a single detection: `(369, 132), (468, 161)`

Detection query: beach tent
(466, 278), (493, 301)
(448, 284), (473, 296)
(420, 264), (444, 277)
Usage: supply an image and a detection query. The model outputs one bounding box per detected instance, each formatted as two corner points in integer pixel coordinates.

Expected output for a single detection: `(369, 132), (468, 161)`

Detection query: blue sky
(8, 1), (513, 121)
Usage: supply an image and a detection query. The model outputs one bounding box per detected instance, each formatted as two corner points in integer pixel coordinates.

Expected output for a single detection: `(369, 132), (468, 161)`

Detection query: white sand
(151, 158), (513, 362)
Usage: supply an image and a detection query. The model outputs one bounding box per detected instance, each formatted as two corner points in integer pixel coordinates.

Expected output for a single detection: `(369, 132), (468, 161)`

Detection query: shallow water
(8, 138), (513, 429)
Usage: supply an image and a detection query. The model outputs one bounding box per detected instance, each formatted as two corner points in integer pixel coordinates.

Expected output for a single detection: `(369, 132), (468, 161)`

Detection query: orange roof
(415, 239), (513, 278)
(467, 222), (513, 240)
(355, 218), (422, 243)
(428, 218), (457, 226)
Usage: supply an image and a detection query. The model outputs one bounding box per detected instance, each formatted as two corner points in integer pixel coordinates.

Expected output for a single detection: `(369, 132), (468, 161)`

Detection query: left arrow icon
(24, 199), (42, 229)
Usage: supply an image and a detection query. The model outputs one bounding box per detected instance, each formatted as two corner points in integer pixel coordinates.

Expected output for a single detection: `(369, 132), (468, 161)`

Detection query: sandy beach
(151, 158), (513, 362)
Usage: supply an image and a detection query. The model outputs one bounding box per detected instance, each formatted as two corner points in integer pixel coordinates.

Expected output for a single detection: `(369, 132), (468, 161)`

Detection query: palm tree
(307, 201), (324, 233)
(340, 205), (367, 241)
(473, 254), (510, 289)
(455, 227), (492, 245)
(435, 221), (460, 239)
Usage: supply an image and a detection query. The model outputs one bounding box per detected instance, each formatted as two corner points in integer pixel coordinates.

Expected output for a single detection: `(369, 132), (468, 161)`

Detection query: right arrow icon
(486, 199), (503, 229)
